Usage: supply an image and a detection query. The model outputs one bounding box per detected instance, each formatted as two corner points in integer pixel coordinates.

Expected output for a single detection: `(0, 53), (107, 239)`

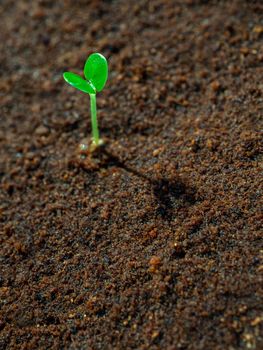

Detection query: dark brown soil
(0, 1), (262, 349)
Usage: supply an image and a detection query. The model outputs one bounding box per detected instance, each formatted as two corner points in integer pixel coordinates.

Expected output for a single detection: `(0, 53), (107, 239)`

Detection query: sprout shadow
(100, 149), (197, 220)
(152, 177), (196, 219)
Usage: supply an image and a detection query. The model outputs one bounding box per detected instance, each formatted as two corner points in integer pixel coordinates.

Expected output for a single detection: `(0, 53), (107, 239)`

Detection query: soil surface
(0, 1), (262, 349)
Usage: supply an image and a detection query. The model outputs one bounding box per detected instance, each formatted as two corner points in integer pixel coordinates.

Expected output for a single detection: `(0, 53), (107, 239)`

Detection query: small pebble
(35, 125), (49, 136)
(149, 256), (161, 267)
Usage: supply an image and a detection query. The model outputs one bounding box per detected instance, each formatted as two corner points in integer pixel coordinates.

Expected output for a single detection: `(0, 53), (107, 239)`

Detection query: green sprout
(63, 53), (108, 148)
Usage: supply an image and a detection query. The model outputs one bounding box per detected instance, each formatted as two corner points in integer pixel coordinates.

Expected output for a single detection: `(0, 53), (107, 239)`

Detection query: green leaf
(63, 72), (96, 94)
(84, 53), (108, 92)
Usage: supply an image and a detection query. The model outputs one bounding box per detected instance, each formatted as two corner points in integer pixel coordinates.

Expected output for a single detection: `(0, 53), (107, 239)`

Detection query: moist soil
(0, 1), (262, 349)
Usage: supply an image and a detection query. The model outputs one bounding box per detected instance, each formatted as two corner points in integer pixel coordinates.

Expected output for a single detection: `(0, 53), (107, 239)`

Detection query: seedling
(63, 53), (108, 149)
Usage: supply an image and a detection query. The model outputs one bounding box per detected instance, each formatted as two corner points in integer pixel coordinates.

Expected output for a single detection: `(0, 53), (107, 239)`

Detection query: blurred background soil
(0, 1), (262, 349)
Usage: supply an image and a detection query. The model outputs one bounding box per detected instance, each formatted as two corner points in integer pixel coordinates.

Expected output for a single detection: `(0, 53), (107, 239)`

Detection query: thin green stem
(90, 93), (99, 145)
